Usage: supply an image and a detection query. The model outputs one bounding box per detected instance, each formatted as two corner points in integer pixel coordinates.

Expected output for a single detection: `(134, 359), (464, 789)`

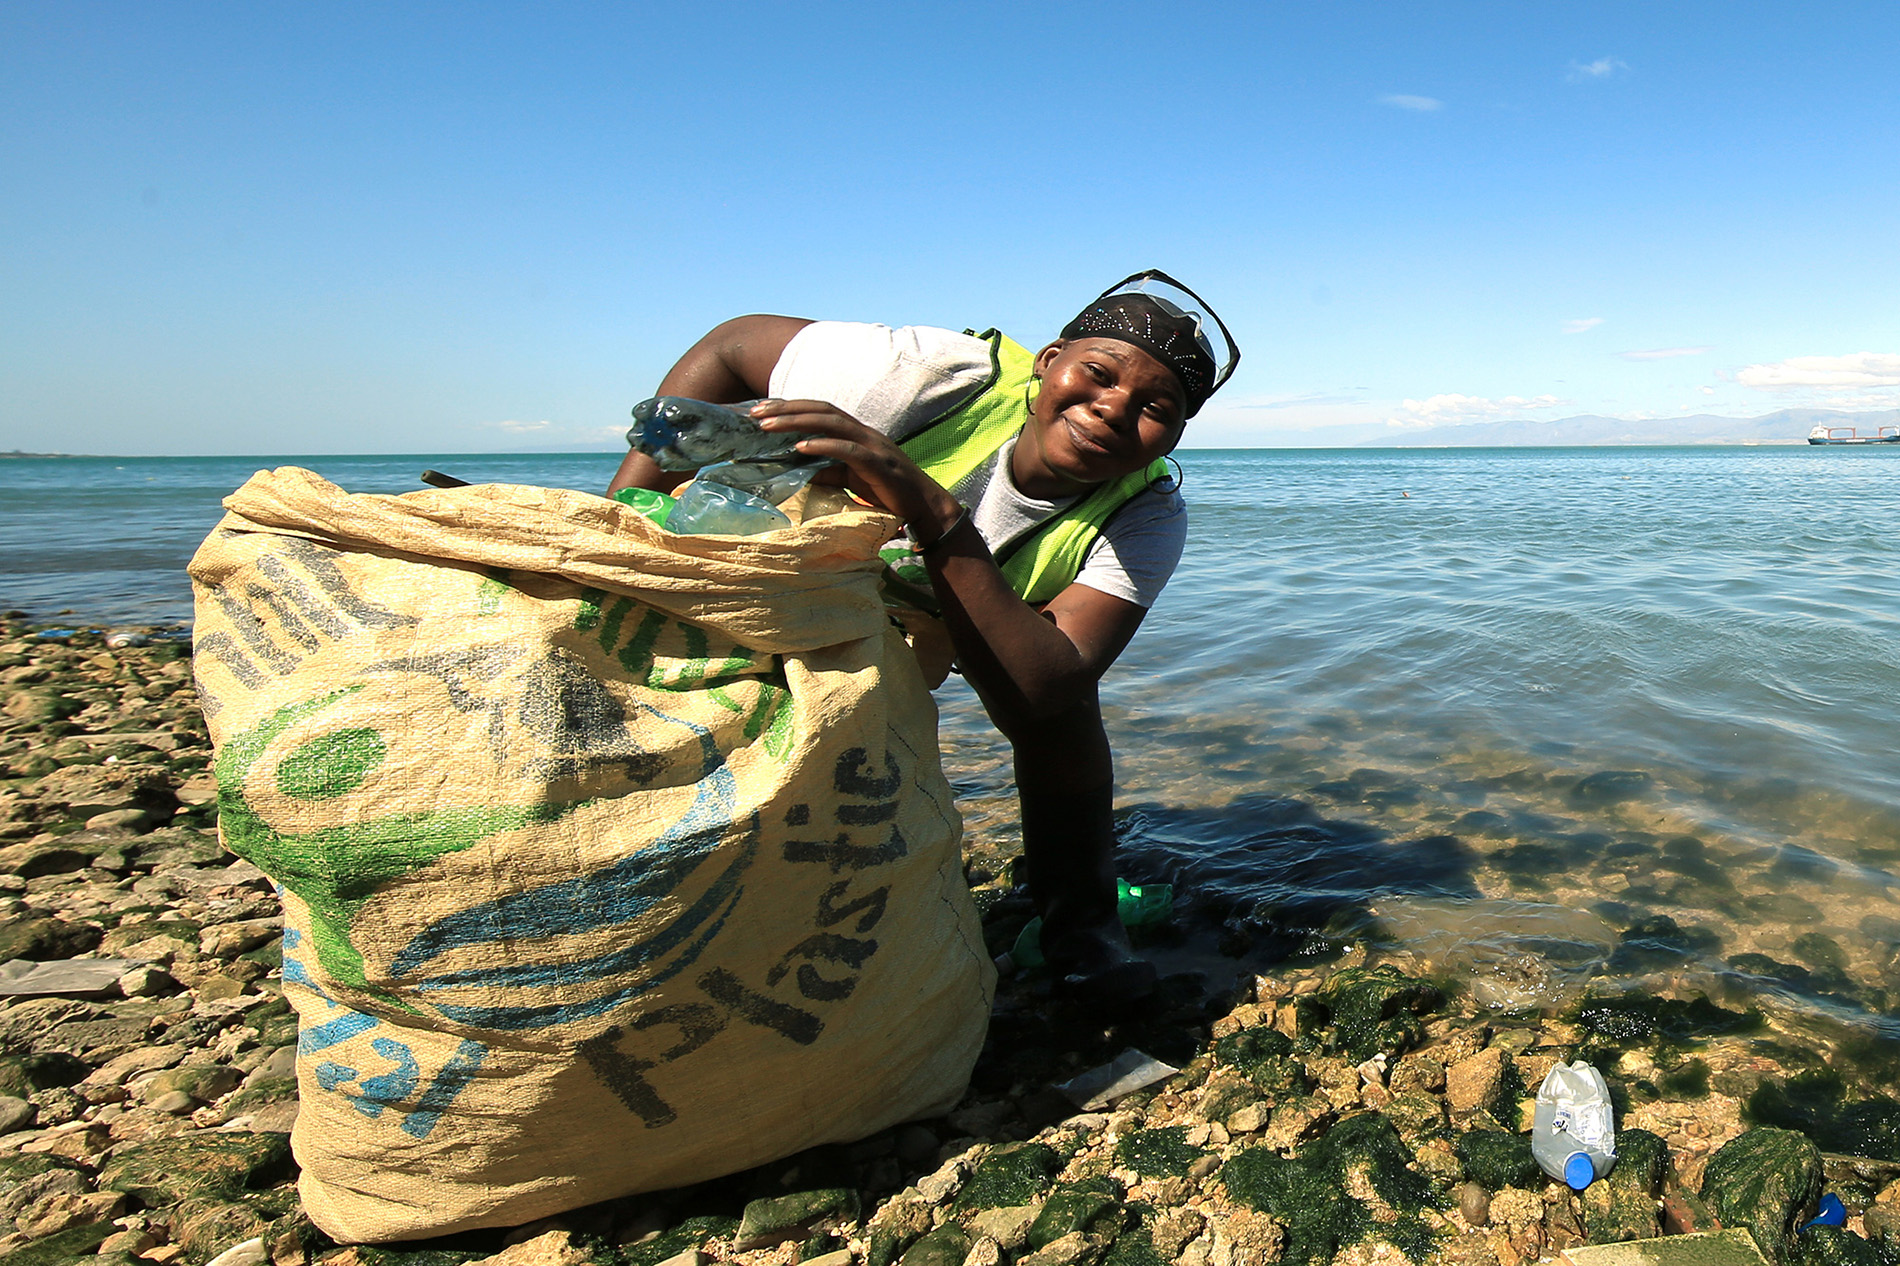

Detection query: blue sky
(4, 1), (1898, 454)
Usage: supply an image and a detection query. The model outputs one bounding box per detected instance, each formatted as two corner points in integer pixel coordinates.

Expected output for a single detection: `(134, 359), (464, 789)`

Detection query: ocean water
(6, 447), (1900, 1052)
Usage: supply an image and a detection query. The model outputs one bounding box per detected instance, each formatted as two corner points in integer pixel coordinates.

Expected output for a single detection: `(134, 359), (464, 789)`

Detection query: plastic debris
(1533, 1059), (1618, 1190)
(1055, 1047), (1180, 1110)
(1802, 1193), (1847, 1229)
(0, 957), (137, 998)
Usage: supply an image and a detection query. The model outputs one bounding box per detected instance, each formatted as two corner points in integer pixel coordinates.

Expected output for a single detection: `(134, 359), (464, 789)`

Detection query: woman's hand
(752, 400), (966, 543)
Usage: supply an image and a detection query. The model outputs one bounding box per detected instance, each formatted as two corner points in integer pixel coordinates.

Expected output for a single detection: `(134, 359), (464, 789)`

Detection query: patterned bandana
(1059, 294), (1220, 416)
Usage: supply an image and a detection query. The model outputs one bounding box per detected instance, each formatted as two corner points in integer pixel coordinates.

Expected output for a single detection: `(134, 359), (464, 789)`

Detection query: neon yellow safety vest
(898, 329), (1171, 606)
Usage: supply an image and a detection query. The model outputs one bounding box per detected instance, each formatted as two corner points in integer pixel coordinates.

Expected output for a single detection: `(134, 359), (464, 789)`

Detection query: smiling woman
(609, 271), (1240, 1007)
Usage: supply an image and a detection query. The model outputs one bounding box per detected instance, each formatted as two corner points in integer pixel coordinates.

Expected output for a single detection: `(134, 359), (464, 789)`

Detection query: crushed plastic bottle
(611, 486), (677, 527)
(1533, 1060), (1618, 1190)
(1007, 878), (1174, 971)
(667, 480), (792, 536)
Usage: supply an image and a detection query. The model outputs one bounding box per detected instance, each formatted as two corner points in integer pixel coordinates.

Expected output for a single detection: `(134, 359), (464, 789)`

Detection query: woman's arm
(753, 400), (1148, 733)
(607, 314), (813, 495)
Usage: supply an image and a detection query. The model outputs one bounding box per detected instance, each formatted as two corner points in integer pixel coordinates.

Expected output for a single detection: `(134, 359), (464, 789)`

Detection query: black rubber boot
(1018, 782), (1158, 1011)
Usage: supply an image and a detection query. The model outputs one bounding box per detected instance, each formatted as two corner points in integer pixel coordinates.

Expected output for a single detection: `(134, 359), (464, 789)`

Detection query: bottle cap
(1564, 1152), (1595, 1191)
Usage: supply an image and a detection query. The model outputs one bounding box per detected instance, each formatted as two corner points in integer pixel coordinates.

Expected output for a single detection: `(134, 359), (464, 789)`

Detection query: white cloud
(490, 419), (552, 433)
(1700, 386), (1716, 395)
(1379, 94), (1442, 111)
(1737, 352), (1900, 390)
(1619, 347), (1710, 361)
(1563, 317), (1604, 334)
(1398, 393), (1563, 424)
(1568, 57), (1628, 81)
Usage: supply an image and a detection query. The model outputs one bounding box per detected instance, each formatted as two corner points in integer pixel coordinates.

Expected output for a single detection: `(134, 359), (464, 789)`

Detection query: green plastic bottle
(1008, 878), (1173, 970)
(612, 486), (677, 527)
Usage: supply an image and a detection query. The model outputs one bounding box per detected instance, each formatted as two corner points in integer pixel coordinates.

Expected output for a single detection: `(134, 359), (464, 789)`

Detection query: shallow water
(6, 446), (1899, 1053)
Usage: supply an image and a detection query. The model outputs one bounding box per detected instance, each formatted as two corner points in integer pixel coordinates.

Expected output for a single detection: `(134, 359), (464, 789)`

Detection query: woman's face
(1013, 337), (1188, 499)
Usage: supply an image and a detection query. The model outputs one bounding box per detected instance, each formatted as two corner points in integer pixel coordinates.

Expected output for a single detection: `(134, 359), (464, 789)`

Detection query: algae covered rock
(1581, 1128), (1668, 1243)
(1454, 1129), (1540, 1191)
(1213, 1026), (1305, 1097)
(736, 1187), (861, 1249)
(1113, 1126), (1205, 1180)
(1028, 1181), (1124, 1251)
(623, 1215), (738, 1266)
(1701, 1126), (1824, 1264)
(1222, 1111), (1439, 1266)
(900, 1224), (973, 1266)
(96, 1131), (293, 1205)
(954, 1143), (1061, 1212)
(1790, 1226), (1886, 1266)
(1317, 966), (1442, 1061)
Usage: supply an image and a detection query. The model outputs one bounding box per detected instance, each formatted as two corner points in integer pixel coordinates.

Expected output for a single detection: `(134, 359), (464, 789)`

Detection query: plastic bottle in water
(1533, 1060), (1618, 1190)
(667, 481), (792, 536)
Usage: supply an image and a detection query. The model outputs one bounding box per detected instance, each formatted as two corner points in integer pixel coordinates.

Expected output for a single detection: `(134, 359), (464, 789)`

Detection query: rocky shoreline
(4, 621), (1900, 1266)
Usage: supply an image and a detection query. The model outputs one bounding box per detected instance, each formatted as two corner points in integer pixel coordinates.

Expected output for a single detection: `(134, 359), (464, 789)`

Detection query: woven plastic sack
(188, 468), (993, 1242)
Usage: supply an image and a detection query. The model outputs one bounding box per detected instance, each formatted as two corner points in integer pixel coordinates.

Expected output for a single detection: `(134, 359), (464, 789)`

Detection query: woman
(609, 272), (1239, 1006)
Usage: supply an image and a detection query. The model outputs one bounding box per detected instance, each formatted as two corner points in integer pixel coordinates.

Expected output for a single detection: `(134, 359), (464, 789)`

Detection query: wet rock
(0, 1166), (85, 1226)
(1701, 1126), (1824, 1265)
(1018, 1230), (1099, 1266)
(200, 919), (281, 961)
(1382, 1090), (1447, 1140)
(0, 842), (91, 879)
(1259, 1097), (1332, 1151)
(1581, 1127), (1667, 1243)
(1113, 1127), (1204, 1180)
(17, 1188), (127, 1238)
(1459, 1182), (1490, 1227)
(1149, 1207), (1206, 1259)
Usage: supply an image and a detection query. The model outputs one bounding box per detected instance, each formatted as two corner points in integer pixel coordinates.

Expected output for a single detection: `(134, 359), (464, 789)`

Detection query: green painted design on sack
(619, 608), (667, 675)
(597, 596), (633, 654)
(277, 728), (388, 800)
(574, 587), (606, 631)
(216, 691), (585, 1000)
(758, 683), (795, 759)
(708, 686), (745, 714)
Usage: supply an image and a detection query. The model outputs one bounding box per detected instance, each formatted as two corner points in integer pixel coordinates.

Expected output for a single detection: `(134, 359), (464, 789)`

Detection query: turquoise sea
(5, 446), (1899, 1054)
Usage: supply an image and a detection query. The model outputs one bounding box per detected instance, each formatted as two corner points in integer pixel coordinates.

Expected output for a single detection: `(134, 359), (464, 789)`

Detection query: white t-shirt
(769, 321), (1187, 608)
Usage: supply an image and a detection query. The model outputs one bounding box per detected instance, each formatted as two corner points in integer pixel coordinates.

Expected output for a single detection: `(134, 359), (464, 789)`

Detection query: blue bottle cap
(1802, 1193), (1846, 1229)
(1564, 1152), (1595, 1191)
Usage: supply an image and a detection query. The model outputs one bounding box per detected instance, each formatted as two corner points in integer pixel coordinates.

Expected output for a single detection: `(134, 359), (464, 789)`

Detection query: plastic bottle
(667, 481), (792, 536)
(1007, 879), (1174, 970)
(1532, 1060), (1618, 1190)
(611, 487), (677, 527)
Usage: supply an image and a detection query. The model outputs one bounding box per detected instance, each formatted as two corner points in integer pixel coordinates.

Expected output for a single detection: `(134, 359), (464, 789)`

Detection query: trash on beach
(1002, 878), (1173, 972)
(0, 957), (136, 998)
(669, 476), (794, 535)
(1055, 1047), (1180, 1110)
(31, 628), (80, 640)
(1533, 1059), (1618, 1190)
(627, 396), (839, 533)
(1801, 1193), (1847, 1230)
(105, 629), (151, 648)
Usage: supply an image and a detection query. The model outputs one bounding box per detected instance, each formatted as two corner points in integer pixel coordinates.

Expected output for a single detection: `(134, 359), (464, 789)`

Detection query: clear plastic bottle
(667, 481), (792, 536)
(1533, 1060), (1618, 1190)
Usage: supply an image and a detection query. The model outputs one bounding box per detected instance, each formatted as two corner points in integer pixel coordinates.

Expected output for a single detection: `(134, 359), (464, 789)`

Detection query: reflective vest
(898, 329), (1171, 605)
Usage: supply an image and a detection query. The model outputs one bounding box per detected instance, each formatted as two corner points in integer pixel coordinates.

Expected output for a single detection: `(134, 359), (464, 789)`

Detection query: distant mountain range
(1365, 407), (1900, 447)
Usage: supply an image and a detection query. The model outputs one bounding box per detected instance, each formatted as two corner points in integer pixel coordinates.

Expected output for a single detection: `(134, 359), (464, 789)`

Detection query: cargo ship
(1808, 424), (1900, 445)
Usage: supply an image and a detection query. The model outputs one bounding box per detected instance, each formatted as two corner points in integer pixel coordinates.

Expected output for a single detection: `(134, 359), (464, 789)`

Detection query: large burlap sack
(188, 468), (993, 1243)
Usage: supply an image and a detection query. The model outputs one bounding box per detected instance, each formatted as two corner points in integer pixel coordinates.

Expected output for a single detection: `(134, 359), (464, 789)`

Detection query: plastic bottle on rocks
(1533, 1060), (1618, 1190)
(1004, 879), (1174, 971)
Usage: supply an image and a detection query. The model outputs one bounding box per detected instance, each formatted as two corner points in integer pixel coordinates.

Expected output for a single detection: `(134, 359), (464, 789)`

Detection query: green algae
(1114, 1126), (1205, 1179)
(1746, 1069), (1900, 1162)
(1581, 1129), (1668, 1244)
(1453, 1129), (1540, 1190)
(1213, 1027), (1305, 1096)
(899, 1225), (972, 1266)
(1790, 1227), (1888, 1266)
(2, 1220), (115, 1266)
(1102, 1227), (1168, 1266)
(1028, 1182), (1124, 1250)
(1574, 993), (1763, 1050)
(623, 1216), (739, 1266)
(1221, 1113), (1439, 1265)
(1663, 1059), (1714, 1099)
(1317, 966), (1442, 1061)
(1701, 1127), (1824, 1266)
(953, 1143), (1060, 1212)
